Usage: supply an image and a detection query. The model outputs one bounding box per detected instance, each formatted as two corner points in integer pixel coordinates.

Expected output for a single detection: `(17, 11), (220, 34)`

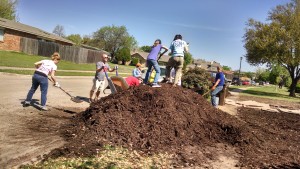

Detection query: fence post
(218, 84), (227, 105)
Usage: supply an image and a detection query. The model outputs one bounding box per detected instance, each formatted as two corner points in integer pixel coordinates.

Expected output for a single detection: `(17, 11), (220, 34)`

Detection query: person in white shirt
(24, 52), (61, 111)
(165, 34), (188, 87)
(170, 68), (181, 86)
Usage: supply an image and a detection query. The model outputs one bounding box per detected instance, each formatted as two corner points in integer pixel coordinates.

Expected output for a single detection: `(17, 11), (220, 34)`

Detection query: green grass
(229, 85), (300, 102)
(0, 51), (134, 74)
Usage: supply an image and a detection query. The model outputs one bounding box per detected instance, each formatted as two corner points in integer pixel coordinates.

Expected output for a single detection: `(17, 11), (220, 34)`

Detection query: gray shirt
(95, 61), (110, 81)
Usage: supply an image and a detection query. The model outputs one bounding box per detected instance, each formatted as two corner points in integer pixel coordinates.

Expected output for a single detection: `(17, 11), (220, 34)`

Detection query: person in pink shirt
(125, 76), (142, 86)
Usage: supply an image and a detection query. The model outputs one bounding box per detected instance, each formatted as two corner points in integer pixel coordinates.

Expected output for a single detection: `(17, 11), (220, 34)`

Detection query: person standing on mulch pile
(89, 53), (117, 103)
(165, 34), (189, 87)
(23, 52), (61, 111)
(211, 66), (225, 108)
(143, 39), (168, 88)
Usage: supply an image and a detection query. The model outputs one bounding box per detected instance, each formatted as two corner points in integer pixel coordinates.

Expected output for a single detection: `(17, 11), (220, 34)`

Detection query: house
(189, 59), (234, 80)
(0, 17), (74, 52)
(131, 51), (170, 66)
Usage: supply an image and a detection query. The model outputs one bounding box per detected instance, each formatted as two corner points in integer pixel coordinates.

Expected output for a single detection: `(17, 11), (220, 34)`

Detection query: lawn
(228, 85), (300, 102)
(0, 51), (134, 76)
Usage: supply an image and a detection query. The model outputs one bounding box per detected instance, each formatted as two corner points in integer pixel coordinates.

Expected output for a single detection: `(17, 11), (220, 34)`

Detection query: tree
(140, 45), (152, 53)
(0, 0), (18, 21)
(222, 66), (231, 71)
(53, 25), (65, 37)
(269, 64), (289, 85)
(91, 25), (137, 60)
(243, 0), (300, 96)
(115, 47), (131, 64)
(183, 52), (193, 71)
(66, 34), (82, 45)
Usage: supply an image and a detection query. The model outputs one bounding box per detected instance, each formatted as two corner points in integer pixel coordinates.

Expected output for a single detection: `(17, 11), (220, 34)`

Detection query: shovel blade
(71, 97), (83, 103)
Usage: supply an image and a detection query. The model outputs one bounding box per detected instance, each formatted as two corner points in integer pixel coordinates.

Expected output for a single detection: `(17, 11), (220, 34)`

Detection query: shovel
(104, 68), (117, 94)
(48, 77), (83, 103)
(202, 90), (211, 97)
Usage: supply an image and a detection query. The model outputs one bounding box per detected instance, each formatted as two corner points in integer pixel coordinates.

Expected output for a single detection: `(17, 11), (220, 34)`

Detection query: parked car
(231, 77), (241, 85)
(242, 80), (250, 85)
(141, 66), (166, 82)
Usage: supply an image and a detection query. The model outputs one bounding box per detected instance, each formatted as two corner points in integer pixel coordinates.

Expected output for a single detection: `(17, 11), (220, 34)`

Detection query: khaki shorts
(91, 78), (106, 92)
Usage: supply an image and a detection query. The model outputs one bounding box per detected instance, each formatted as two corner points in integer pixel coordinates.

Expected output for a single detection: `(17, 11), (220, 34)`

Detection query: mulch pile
(49, 84), (300, 168)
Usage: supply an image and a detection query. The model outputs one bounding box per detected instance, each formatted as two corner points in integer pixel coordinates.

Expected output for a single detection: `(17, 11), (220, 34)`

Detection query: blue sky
(17, 0), (290, 72)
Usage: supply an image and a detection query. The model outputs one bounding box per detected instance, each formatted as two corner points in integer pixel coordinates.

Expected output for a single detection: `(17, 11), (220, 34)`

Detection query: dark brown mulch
(48, 84), (300, 168)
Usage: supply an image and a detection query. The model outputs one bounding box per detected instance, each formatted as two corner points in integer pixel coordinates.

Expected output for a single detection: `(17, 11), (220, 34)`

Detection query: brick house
(0, 17), (74, 52)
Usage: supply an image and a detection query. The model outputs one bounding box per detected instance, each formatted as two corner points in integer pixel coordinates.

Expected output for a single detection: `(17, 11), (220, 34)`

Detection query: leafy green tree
(0, 0), (18, 21)
(183, 52), (193, 71)
(222, 66), (232, 71)
(82, 35), (92, 45)
(91, 25), (137, 60)
(140, 46), (152, 52)
(53, 25), (65, 37)
(66, 34), (82, 45)
(256, 69), (270, 82)
(244, 71), (255, 79)
(115, 47), (131, 64)
(269, 64), (289, 85)
(243, 0), (300, 96)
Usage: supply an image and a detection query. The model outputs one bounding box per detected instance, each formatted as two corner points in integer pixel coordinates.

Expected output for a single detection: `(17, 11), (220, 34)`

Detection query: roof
(131, 51), (170, 62)
(0, 18), (74, 45)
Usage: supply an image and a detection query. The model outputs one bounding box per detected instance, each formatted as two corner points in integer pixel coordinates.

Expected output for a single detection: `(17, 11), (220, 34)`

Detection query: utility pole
(238, 57), (243, 85)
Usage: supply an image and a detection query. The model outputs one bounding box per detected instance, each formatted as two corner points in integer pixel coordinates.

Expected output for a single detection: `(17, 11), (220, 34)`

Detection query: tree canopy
(243, 0), (300, 96)
(66, 34), (82, 45)
(90, 25), (137, 60)
(0, 0), (18, 21)
(140, 45), (152, 53)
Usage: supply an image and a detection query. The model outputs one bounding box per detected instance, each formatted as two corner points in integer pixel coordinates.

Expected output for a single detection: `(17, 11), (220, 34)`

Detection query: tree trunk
(289, 79), (297, 97)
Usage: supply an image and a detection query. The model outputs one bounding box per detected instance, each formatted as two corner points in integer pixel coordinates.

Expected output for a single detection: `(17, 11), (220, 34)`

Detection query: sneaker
(152, 83), (161, 88)
(23, 101), (30, 107)
(40, 106), (49, 111)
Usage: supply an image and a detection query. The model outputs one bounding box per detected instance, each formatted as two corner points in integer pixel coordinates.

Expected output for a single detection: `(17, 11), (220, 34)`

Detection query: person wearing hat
(132, 63), (142, 79)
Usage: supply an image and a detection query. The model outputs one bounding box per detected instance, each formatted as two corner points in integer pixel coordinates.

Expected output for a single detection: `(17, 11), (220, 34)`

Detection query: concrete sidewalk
(219, 89), (300, 115)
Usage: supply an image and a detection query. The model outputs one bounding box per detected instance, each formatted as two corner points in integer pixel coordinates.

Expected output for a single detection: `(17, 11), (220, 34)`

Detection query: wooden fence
(20, 37), (105, 63)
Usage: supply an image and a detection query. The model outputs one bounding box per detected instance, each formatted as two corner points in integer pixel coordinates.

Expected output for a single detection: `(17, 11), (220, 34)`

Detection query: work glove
(54, 82), (60, 88)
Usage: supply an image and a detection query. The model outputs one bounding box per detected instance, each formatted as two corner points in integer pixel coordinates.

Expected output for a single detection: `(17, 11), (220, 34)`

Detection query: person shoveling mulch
(48, 84), (300, 168)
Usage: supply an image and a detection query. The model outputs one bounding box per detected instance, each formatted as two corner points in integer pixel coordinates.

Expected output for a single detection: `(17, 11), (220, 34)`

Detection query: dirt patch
(239, 95), (300, 110)
(47, 84), (300, 168)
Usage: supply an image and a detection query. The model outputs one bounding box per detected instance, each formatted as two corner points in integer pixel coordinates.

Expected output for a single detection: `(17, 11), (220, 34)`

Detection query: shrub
(181, 67), (212, 98)
(131, 58), (139, 66)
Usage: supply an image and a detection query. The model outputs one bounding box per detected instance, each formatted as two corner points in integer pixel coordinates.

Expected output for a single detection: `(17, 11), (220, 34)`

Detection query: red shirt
(125, 76), (140, 86)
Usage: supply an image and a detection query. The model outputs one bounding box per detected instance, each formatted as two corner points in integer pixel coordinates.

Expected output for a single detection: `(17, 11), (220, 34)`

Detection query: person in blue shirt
(132, 63), (142, 79)
(211, 66), (225, 107)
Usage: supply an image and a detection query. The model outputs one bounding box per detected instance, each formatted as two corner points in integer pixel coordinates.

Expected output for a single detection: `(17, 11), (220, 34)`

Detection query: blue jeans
(25, 73), (49, 106)
(211, 85), (223, 107)
(144, 59), (161, 84)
